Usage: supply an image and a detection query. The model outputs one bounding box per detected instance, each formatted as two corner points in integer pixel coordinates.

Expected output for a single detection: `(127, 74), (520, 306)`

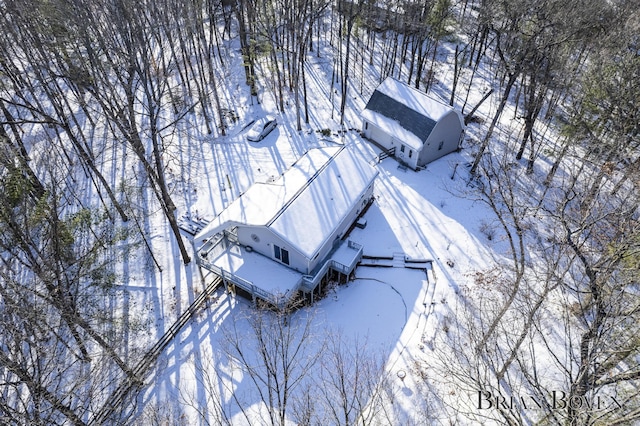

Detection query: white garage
(362, 77), (465, 170)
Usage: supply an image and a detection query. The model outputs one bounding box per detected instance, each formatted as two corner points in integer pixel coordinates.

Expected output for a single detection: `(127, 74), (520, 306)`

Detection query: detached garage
(362, 77), (464, 170)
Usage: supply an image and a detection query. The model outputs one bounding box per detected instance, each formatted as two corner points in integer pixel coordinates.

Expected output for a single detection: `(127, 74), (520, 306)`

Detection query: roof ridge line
(383, 76), (451, 109)
(265, 145), (346, 227)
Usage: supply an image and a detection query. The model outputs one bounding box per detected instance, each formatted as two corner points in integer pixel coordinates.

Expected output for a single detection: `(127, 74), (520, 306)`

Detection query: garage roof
(362, 77), (459, 150)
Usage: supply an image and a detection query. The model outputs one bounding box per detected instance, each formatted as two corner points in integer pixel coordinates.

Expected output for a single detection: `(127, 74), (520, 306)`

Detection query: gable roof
(362, 77), (458, 150)
(365, 90), (437, 141)
(195, 146), (378, 259)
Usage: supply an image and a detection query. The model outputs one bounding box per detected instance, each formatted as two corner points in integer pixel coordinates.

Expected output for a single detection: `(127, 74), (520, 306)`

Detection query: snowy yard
(2, 1), (638, 425)
(124, 32), (638, 422)
(129, 56), (511, 421)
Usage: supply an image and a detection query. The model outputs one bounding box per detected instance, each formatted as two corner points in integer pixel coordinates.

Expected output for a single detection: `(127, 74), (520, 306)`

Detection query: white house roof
(362, 77), (461, 151)
(195, 146), (379, 259)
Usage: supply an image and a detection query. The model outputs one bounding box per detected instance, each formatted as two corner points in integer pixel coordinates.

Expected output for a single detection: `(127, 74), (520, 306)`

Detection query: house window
(400, 145), (405, 153)
(365, 122), (368, 130)
(438, 141), (444, 150)
(274, 245), (290, 265)
(409, 149), (413, 158)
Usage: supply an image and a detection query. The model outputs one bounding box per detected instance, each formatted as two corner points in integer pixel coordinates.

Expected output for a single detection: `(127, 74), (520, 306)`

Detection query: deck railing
(198, 232), (226, 259)
(197, 235), (363, 305)
(301, 240), (363, 292)
(378, 146), (396, 162)
(198, 256), (287, 307)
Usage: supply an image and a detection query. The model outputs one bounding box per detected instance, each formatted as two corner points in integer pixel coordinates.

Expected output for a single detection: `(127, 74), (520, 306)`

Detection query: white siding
(237, 226), (309, 273)
(364, 120), (393, 149)
(417, 111), (463, 166)
(396, 141), (420, 169)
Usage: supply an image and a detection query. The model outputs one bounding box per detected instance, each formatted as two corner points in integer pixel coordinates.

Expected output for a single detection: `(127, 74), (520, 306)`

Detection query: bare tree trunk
(339, 5), (357, 126)
(235, 0), (257, 96)
(470, 68), (520, 175)
(450, 45), (463, 106)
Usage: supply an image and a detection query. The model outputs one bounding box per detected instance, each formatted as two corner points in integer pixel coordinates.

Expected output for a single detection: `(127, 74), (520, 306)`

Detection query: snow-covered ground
(120, 22), (559, 426)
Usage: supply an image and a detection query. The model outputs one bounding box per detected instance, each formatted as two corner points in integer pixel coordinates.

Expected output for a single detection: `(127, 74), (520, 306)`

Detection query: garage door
(367, 122), (391, 147)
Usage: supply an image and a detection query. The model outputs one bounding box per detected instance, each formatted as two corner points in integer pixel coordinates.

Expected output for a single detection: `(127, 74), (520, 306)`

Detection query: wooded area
(0, 0), (638, 424)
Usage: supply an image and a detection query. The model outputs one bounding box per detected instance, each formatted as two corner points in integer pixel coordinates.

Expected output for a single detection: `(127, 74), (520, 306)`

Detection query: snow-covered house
(361, 77), (464, 170)
(195, 146), (378, 305)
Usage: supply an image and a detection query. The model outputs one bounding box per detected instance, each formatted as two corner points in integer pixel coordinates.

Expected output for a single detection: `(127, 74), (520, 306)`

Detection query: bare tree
(219, 306), (324, 426)
(171, 311), (407, 425)
(0, 2), (129, 223)
(66, 0), (193, 263)
(0, 152), (135, 424)
(315, 333), (390, 425)
(470, 0), (616, 175)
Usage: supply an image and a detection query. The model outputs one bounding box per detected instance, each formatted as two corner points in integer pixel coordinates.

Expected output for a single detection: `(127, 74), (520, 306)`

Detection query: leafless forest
(0, 0), (638, 424)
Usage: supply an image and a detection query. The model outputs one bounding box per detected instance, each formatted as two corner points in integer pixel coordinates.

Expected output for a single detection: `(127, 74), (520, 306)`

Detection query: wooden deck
(196, 235), (363, 308)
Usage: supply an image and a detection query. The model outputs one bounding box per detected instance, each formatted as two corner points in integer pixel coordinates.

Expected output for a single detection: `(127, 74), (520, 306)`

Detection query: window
(409, 149), (413, 158)
(400, 145), (405, 153)
(365, 122), (368, 130)
(438, 141), (444, 150)
(274, 245), (290, 265)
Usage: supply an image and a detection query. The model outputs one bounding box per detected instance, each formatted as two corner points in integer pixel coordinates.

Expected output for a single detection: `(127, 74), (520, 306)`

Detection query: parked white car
(246, 117), (277, 142)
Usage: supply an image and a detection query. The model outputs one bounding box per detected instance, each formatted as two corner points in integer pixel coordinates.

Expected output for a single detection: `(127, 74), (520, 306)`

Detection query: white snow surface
(377, 77), (454, 123)
(361, 77), (463, 151)
(269, 146), (378, 258)
(122, 22), (568, 426)
(195, 146), (342, 242)
(196, 145), (378, 260)
(208, 244), (303, 295)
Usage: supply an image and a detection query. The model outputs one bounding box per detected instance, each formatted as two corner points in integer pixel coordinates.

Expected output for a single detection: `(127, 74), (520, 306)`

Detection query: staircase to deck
(392, 252), (406, 268)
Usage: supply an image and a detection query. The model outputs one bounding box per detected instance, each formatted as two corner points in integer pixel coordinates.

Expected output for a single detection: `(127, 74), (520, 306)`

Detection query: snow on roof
(196, 147), (340, 242)
(361, 108), (425, 151)
(362, 77), (459, 151)
(196, 146), (378, 259)
(269, 147), (378, 259)
(377, 77), (453, 121)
